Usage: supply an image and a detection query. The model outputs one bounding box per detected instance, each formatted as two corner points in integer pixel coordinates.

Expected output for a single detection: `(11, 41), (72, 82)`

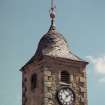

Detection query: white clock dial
(57, 87), (75, 105)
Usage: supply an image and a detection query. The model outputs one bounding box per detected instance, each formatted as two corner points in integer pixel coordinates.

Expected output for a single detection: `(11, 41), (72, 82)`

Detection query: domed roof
(20, 25), (87, 70)
(32, 25), (82, 61)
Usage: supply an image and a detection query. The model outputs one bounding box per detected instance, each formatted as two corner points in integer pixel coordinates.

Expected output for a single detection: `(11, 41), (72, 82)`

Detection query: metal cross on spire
(49, 0), (56, 28)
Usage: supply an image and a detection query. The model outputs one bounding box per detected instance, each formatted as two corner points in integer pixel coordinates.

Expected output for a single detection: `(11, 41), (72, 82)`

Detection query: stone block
(76, 76), (79, 81)
(44, 82), (52, 87)
(48, 100), (53, 105)
(80, 96), (85, 102)
(44, 71), (51, 76)
(52, 90), (56, 94)
(44, 76), (48, 81)
(80, 87), (86, 92)
(48, 76), (53, 81)
(51, 85), (56, 90)
(52, 75), (56, 81)
(45, 93), (53, 98)
(51, 81), (56, 85)
(73, 83), (76, 88)
(47, 87), (52, 92)
(80, 77), (85, 83)
(70, 75), (74, 82)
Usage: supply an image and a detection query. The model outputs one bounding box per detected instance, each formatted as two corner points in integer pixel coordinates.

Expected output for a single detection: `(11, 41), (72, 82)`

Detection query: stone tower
(20, 1), (88, 105)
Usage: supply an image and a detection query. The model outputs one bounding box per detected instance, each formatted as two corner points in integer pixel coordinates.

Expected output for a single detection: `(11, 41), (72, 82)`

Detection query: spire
(49, 0), (56, 31)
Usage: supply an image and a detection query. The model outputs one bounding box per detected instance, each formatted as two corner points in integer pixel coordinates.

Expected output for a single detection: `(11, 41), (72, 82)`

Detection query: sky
(0, 0), (105, 105)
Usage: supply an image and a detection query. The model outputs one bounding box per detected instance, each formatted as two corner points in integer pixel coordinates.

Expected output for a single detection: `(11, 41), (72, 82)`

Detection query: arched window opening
(31, 73), (37, 91)
(61, 71), (70, 83)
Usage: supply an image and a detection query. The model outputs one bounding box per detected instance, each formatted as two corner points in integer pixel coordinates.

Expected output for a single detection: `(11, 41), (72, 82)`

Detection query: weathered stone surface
(70, 75), (74, 82)
(80, 77), (85, 83)
(45, 93), (53, 98)
(80, 97), (85, 102)
(21, 25), (88, 105)
(44, 70), (51, 76)
(80, 87), (87, 92)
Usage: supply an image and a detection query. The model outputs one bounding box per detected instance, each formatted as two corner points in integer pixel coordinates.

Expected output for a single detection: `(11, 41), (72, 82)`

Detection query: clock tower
(20, 0), (88, 105)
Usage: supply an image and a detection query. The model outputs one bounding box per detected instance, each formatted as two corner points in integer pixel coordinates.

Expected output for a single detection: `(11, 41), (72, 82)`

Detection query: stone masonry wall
(22, 57), (88, 105)
(44, 70), (56, 105)
(43, 57), (88, 105)
(22, 62), (44, 105)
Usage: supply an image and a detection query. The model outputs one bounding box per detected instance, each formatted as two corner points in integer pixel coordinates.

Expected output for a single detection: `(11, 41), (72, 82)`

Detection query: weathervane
(49, 0), (56, 28)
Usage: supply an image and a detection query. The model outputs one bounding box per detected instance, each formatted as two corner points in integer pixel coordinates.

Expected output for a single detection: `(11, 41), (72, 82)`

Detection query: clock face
(57, 87), (75, 105)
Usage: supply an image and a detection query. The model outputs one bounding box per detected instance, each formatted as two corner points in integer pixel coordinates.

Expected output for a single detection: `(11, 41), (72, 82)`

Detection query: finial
(49, 0), (56, 29)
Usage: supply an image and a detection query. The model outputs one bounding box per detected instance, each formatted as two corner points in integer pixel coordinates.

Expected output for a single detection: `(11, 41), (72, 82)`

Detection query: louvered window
(61, 71), (70, 83)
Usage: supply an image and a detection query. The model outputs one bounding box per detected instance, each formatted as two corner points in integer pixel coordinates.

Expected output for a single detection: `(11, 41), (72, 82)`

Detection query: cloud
(86, 55), (105, 75)
(86, 55), (105, 83)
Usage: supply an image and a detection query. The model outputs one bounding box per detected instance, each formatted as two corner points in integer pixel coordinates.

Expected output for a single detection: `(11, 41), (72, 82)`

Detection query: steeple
(49, 0), (56, 31)
(20, 0), (88, 70)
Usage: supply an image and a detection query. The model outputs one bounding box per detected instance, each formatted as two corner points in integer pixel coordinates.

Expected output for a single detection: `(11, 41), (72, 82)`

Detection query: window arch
(61, 71), (70, 83)
(31, 73), (37, 91)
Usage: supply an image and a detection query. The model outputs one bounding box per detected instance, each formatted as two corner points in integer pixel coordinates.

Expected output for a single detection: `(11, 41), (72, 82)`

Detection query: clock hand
(62, 91), (68, 100)
(62, 92), (69, 101)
